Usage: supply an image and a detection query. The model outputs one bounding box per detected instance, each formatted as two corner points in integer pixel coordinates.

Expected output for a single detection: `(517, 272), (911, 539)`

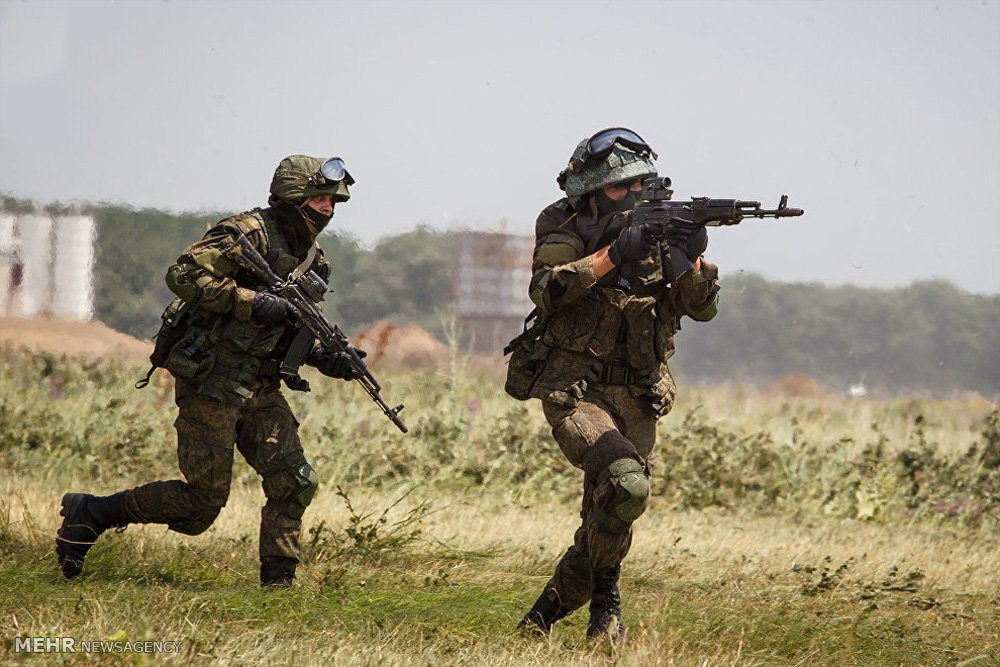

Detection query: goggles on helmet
(582, 127), (656, 164)
(308, 157), (355, 187)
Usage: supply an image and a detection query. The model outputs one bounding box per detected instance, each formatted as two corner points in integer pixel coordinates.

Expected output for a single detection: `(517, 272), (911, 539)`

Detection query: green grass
(0, 347), (998, 664)
(2, 519), (997, 665)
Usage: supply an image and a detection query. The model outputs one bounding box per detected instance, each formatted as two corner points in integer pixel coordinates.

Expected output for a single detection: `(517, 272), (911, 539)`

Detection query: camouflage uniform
(509, 132), (719, 637)
(122, 205), (330, 567)
(126, 377), (312, 563)
(56, 155), (352, 585)
(525, 197), (719, 612)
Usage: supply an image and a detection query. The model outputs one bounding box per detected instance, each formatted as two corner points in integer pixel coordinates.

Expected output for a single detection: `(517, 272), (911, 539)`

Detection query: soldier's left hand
(313, 346), (367, 380)
(665, 223), (708, 261)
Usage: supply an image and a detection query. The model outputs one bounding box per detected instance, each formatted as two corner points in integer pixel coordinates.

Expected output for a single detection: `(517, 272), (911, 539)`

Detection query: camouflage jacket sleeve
(661, 256), (720, 322)
(527, 201), (599, 314)
(164, 219), (263, 322)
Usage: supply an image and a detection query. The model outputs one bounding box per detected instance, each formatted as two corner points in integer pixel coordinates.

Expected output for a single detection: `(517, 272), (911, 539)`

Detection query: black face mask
(595, 189), (640, 217)
(274, 203), (327, 253)
(298, 204), (333, 237)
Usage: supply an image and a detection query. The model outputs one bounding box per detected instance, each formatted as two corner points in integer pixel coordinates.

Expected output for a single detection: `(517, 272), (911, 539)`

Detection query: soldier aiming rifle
(505, 127), (802, 641)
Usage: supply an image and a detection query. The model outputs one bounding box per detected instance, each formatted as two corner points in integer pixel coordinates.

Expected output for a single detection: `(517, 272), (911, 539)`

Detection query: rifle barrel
(745, 207), (805, 218)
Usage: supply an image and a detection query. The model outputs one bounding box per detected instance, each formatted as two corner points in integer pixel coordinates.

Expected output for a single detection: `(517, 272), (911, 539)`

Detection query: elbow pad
(529, 272), (568, 312)
(166, 265), (203, 303)
(687, 291), (719, 321)
(677, 264), (720, 321)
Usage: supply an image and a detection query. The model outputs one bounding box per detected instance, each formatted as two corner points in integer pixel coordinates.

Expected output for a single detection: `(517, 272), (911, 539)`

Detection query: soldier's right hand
(251, 292), (300, 326)
(607, 222), (658, 266)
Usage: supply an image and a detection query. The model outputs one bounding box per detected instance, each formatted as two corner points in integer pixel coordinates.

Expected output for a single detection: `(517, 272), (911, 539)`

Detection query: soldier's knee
(169, 504), (222, 536)
(270, 451), (318, 520)
(608, 457), (650, 524)
(594, 457), (649, 534)
(580, 431), (650, 533)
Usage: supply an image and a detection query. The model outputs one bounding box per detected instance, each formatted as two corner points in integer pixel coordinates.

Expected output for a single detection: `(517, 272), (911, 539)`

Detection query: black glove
(313, 345), (367, 380)
(251, 292), (300, 326)
(665, 222), (708, 261)
(607, 223), (658, 266)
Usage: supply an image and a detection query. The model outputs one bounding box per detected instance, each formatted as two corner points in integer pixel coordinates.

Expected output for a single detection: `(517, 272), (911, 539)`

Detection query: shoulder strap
(582, 212), (616, 256)
(290, 243), (318, 282)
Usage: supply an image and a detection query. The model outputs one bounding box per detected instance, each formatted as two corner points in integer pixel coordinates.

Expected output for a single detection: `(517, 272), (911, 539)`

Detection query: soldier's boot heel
(586, 565), (627, 643)
(55, 491), (129, 579)
(517, 588), (572, 635)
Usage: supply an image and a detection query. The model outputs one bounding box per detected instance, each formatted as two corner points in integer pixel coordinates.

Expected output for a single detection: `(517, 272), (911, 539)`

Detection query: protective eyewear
(583, 127), (656, 163)
(309, 157), (355, 186)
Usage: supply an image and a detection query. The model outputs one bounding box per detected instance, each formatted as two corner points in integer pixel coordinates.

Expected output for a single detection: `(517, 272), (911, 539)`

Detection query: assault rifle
(632, 176), (804, 277)
(222, 234), (408, 434)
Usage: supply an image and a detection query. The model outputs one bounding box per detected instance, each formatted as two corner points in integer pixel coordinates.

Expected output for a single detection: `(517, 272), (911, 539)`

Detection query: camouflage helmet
(557, 131), (657, 198)
(269, 155), (353, 206)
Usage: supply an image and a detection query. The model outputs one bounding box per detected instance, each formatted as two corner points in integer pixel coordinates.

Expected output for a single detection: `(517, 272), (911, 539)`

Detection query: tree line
(4, 200), (997, 396)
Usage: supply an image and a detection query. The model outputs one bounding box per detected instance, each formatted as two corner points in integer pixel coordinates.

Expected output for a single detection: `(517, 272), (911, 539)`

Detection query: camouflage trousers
(539, 384), (657, 613)
(122, 378), (315, 565)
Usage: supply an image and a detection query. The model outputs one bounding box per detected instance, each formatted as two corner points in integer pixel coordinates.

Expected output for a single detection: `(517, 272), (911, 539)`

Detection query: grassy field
(1, 346), (998, 665)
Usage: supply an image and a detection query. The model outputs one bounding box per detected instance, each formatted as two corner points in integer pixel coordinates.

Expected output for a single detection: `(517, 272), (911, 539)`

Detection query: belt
(600, 360), (637, 385)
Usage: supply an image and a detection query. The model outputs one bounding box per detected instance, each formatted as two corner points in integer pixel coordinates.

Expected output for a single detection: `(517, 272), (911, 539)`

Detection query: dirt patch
(0, 316), (151, 361)
(352, 320), (451, 371)
(351, 319), (506, 376)
(768, 372), (827, 398)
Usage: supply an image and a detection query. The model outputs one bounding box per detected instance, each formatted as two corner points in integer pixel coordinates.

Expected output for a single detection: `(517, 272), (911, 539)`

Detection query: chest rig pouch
(138, 209), (324, 404)
(505, 208), (611, 401)
(503, 309), (550, 400)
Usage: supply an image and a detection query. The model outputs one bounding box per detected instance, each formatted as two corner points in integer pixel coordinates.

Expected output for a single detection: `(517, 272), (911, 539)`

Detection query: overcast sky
(1, 0), (998, 293)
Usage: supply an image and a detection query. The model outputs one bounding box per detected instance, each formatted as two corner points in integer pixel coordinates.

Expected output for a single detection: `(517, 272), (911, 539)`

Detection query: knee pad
(596, 458), (649, 534)
(169, 505), (221, 536)
(277, 451), (318, 520)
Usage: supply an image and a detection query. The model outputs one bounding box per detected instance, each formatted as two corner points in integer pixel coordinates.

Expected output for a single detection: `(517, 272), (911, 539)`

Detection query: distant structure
(52, 215), (96, 320)
(453, 231), (534, 353)
(0, 205), (96, 320)
(17, 213), (52, 317)
(0, 211), (20, 317)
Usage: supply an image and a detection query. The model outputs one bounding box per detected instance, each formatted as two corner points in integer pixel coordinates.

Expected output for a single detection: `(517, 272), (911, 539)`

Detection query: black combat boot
(55, 491), (129, 579)
(517, 587), (572, 635)
(586, 564), (627, 642)
(260, 558), (297, 588)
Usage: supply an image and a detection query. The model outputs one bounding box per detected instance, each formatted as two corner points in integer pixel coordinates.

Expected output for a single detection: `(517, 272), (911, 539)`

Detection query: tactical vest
(506, 199), (678, 417)
(159, 208), (329, 406)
